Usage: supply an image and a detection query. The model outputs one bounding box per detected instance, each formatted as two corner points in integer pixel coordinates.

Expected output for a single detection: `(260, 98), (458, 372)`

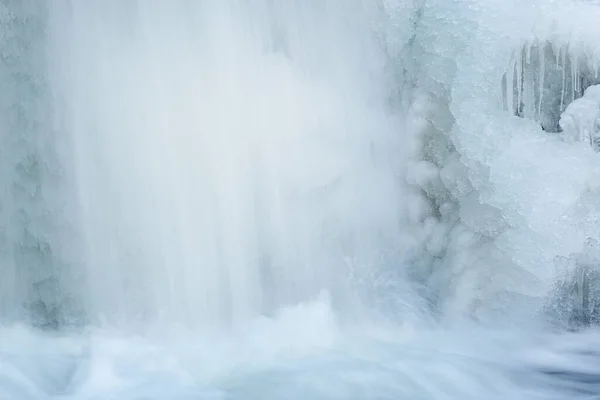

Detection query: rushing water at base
(2, 0), (600, 398)
(3, 304), (600, 399)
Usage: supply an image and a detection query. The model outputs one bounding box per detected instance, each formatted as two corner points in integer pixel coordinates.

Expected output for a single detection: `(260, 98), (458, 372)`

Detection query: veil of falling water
(3, 0), (600, 399)
(43, 1), (413, 329)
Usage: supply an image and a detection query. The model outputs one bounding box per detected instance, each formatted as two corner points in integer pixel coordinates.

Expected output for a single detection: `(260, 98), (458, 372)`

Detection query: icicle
(560, 46), (567, 112)
(506, 55), (515, 115)
(517, 49), (524, 116)
(577, 59), (581, 95)
(499, 74), (506, 110)
(572, 52), (577, 102)
(523, 59), (535, 119)
(538, 43), (545, 118)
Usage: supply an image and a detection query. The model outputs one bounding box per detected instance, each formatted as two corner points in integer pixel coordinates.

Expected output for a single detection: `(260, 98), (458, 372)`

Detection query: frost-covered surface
(398, 0), (600, 323)
(0, 1), (83, 328)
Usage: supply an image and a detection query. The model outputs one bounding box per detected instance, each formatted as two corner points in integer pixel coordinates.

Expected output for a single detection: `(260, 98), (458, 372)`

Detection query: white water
(2, 0), (600, 398)
(49, 0), (416, 329)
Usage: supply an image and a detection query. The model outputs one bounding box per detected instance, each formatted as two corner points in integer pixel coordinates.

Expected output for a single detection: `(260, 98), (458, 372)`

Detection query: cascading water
(46, 0), (418, 330)
(2, 0), (600, 399)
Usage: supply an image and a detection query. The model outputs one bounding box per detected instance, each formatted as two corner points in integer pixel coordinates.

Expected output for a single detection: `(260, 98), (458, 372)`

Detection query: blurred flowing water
(1, 0), (600, 398)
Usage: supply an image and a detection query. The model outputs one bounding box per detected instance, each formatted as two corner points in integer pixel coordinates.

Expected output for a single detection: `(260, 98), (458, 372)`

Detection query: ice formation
(559, 85), (600, 150)
(388, 0), (600, 324)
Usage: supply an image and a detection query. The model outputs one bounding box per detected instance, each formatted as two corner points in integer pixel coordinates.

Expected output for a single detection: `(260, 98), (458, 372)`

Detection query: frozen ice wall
(401, 0), (600, 324)
(0, 1), (82, 328)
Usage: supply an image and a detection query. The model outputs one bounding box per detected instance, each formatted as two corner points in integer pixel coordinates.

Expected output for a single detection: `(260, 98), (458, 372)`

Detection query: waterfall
(2, 1), (600, 399)
(25, 1), (420, 330)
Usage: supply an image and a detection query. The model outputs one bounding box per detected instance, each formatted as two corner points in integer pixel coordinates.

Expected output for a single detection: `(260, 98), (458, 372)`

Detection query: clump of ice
(547, 238), (600, 329)
(559, 85), (600, 150)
